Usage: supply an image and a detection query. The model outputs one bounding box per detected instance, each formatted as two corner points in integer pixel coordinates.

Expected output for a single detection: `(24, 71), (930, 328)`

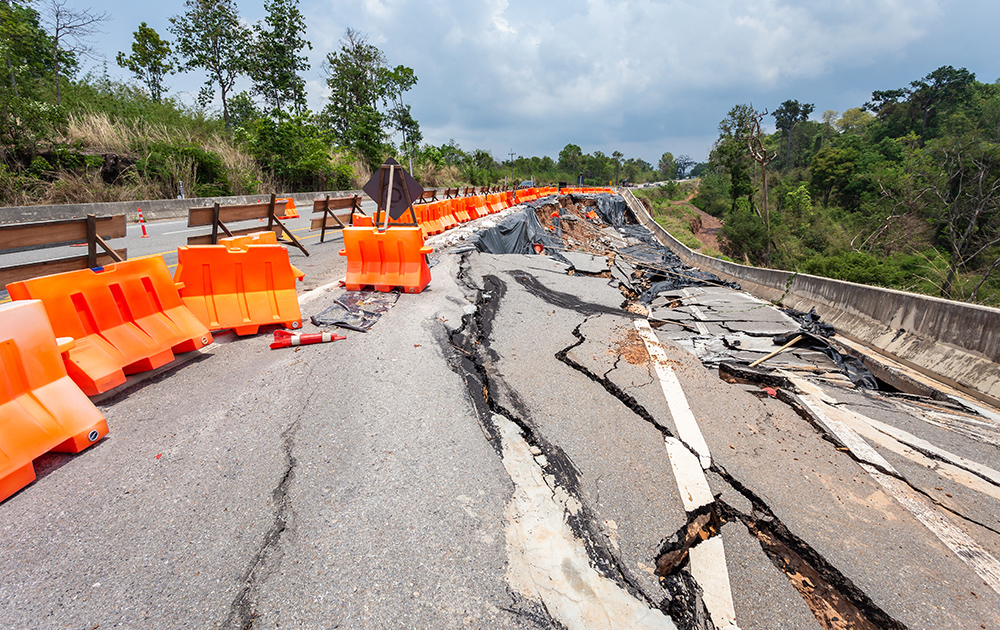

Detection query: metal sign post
(363, 158), (424, 229)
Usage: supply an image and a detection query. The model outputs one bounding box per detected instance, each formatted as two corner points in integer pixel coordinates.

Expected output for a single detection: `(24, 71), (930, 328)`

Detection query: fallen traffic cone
(138, 207), (149, 238)
(270, 329), (346, 349)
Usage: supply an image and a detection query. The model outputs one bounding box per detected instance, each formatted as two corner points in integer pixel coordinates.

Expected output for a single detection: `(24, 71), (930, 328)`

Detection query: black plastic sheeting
(775, 308), (879, 389)
(471, 206), (571, 265)
(592, 193), (630, 228)
(469, 191), (739, 299)
(310, 290), (400, 332)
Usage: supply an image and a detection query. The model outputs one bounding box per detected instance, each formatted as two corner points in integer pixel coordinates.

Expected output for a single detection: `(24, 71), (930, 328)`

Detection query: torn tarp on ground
(310, 290), (400, 332)
(470, 207), (570, 264)
(592, 193), (632, 228)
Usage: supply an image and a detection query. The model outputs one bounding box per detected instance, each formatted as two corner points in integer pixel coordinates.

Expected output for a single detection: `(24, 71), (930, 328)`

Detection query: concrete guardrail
(621, 188), (1000, 408)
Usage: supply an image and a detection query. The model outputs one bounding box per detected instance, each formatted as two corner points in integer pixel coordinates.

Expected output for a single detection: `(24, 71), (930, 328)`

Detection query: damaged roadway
(1, 194), (999, 630)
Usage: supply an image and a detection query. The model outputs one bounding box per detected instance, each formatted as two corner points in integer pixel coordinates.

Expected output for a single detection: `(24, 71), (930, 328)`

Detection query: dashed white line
(635, 320), (712, 469)
(637, 319), (739, 629)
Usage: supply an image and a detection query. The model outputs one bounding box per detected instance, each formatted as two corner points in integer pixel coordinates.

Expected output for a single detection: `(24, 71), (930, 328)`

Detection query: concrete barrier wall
(621, 188), (1000, 406)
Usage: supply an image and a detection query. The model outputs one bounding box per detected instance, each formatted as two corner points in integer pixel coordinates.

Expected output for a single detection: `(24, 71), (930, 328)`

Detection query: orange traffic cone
(138, 207), (149, 238)
(269, 329), (346, 349)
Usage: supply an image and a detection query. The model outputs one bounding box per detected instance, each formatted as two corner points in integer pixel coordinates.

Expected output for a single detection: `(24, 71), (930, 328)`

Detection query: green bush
(136, 141), (232, 197)
(721, 198), (768, 263)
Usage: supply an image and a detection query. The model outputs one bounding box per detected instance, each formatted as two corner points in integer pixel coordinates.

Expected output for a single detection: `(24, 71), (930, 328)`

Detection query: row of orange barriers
(387, 186), (612, 238)
(1, 228), (307, 501)
(1, 186), (616, 501)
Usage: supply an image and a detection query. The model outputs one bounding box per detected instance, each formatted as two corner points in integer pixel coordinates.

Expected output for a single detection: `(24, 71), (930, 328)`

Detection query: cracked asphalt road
(2, 197), (1000, 630)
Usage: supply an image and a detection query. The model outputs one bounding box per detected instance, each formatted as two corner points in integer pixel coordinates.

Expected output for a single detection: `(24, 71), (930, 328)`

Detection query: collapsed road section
(1, 191), (999, 630)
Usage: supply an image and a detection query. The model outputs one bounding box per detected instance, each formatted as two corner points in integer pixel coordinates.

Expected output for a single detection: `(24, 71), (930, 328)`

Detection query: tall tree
(865, 66), (976, 142)
(658, 151), (674, 179)
(1, 0), (64, 97)
(116, 22), (173, 103)
(674, 154), (695, 179)
(612, 150), (623, 184)
(712, 103), (755, 213)
(772, 99), (813, 171)
(170, 0), (251, 128)
(39, 0), (107, 105)
(250, 0), (310, 114)
(321, 28), (416, 170)
(559, 143), (583, 176)
(747, 107), (776, 263)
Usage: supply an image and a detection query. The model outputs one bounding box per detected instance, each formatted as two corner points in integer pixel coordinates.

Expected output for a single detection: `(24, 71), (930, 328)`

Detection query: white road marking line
(799, 393), (1000, 596)
(664, 437), (714, 511)
(860, 415), (1000, 487)
(638, 317), (739, 628)
(689, 538), (739, 630)
(635, 320), (712, 469)
(663, 419), (738, 628)
(863, 465), (1000, 595)
(298, 279), (345, 305)
(164, 228), (200, 235)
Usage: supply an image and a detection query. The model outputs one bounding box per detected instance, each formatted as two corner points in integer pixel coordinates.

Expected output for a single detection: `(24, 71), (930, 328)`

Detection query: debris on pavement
(310, 290), (400, 332)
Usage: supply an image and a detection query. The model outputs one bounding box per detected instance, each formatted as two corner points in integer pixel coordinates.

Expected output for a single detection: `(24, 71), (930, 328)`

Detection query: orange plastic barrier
(439, 201), (458, 230)
(174, 245), (303, 336)
(423, 201), (444, 235)
(6, 258), (212, 396)
(277, 197), (299, 218)
(451, 198), (470, 223)
(0, 300), (109, 502)
(339, 226), (432, 293)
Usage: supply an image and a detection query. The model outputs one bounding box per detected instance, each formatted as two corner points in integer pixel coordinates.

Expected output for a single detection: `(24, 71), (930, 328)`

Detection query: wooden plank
(187, 201), (287, 227)
(187, 225), (281, 245)
(0, 248), (128, 286)
(310, 213), (355, 230)
(0, 214), (126, 250)
(311, 196), (358, 213)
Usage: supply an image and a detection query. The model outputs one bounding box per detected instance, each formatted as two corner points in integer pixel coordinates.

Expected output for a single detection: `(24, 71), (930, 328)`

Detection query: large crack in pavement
(223, 417), (300, 630)
(443, 258), (679, 629)
(524, 274), (911, 630)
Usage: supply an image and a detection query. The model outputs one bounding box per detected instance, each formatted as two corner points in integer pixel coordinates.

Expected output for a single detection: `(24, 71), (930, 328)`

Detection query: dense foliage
(696, 66), (1000, 305)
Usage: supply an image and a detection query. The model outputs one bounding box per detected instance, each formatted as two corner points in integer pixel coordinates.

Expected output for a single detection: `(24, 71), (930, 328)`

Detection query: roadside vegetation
(1, 0), (677, 209)
(695, 66), (1000, 306)
(632, 182), (725, 256)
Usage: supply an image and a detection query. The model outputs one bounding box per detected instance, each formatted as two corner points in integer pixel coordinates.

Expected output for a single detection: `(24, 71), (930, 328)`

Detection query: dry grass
(414, 162), (461, 188)
(61, 110), (272, 199)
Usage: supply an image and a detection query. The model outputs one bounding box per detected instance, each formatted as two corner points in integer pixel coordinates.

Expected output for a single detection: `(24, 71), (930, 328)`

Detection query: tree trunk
(970, 257), (1000, 302)
(5, 53), (17, 97)
(941, 263), (957, 300)
(53, 38), (61, 106)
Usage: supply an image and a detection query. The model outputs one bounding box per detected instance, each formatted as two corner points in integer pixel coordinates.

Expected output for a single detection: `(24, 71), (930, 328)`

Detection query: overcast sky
(80, 0), (1000, 165)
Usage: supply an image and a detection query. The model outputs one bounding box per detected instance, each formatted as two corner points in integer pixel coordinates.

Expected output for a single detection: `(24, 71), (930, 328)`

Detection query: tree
(321, 28), (417, 170)
(711, 104), (755, 214)
(772, 99), (813, 170)
(170, 0), (251, 128)
(674, 154), (695, 179)
(250, 0), (310, 114)
(116, 22), (173, 103)
(658, 151), (674, 179)
(865, 66), (976, 142)
(612, 150), (623, 183)
(925, 137), (1000, 299)
(908, 65), (975, 140)
(747, 107), (776, 263)
(837, 107), (873, 135)
(559, 143), (582, 176)
(39, 0), (108, 105)
(2, 1), (55, 96)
